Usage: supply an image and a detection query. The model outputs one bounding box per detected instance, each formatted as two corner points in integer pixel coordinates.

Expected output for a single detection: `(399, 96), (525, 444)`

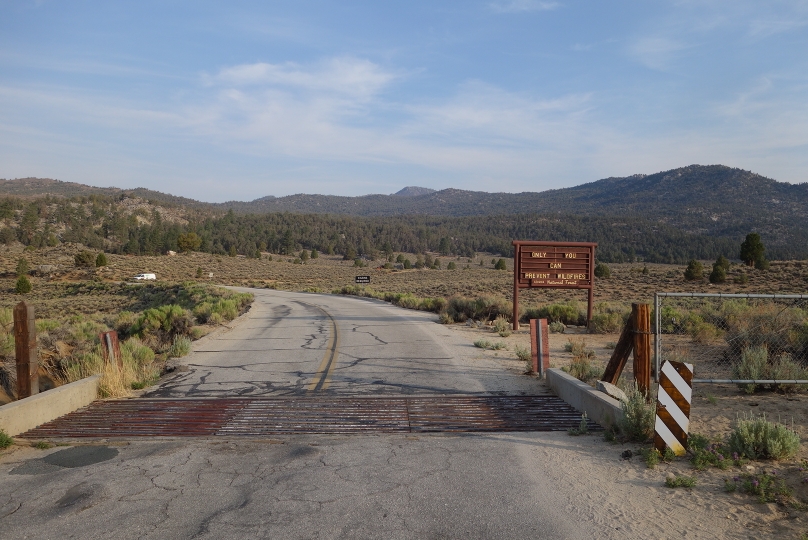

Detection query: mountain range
(1, 164), (806, 259)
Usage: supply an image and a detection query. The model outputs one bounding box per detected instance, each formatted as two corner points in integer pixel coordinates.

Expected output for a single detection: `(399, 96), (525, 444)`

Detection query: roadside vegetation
(0, 282), (252, 400)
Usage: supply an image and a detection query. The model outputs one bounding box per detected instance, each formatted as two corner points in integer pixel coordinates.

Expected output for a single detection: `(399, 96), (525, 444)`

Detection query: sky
(1, 1), (807, 202)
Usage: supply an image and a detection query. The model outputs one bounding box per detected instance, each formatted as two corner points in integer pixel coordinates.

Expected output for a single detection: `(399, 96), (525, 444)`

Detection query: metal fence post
(654, 293), (661, 383)
(13, 301), (39, 399)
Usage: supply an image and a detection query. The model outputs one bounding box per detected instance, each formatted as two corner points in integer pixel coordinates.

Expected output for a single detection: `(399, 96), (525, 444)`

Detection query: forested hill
(1, 165), (806, 262)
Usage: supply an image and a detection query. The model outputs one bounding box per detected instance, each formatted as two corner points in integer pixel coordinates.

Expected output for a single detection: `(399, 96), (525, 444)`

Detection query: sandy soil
(444, 322), (808, 539)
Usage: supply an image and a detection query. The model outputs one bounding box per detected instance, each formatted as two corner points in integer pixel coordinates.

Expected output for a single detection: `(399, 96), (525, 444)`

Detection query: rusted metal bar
(19, 396), (601, 438)
(529, 319), (549, 376)
(13, 301), (38, 399)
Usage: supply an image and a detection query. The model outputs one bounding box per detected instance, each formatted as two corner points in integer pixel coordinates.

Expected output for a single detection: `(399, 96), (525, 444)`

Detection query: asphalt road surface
(0, 289), (647, 539)
(146, 288), (536, 398)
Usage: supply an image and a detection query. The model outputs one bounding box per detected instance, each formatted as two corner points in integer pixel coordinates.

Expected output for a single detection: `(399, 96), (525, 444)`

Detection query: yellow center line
(305, 306), (340, 393)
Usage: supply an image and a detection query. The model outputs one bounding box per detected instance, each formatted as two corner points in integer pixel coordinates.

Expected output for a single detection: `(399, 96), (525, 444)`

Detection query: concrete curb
(546, 368), (623, 429)
(0, 375), (100, 437)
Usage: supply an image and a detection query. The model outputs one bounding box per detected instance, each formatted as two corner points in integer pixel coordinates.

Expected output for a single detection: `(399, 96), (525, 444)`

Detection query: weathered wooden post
(529, 319), (550, 376)
(632, 303), (652, 398)
(99, 330), (123, 371)
(13, 301), (39, 399)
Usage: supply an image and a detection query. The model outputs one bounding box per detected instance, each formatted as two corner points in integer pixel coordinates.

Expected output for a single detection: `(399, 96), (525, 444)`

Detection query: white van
(133, 273), (157, 281)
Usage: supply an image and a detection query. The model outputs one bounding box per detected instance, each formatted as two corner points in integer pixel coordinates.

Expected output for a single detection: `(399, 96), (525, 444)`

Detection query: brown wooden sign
(512, 240), (597, 330)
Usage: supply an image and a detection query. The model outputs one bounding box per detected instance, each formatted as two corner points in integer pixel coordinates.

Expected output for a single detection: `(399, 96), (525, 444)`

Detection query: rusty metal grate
(19, 395), (600, 439)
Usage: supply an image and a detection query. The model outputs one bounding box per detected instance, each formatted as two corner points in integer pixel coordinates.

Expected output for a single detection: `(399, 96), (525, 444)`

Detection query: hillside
(1, 165), (806, 261)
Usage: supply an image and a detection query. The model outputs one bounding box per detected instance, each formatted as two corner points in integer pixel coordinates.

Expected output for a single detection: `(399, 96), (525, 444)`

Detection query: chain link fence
(654, 293), (808, 385)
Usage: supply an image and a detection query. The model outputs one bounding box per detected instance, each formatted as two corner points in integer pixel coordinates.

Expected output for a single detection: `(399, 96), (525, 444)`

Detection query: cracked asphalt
(0, 289), (623, 539)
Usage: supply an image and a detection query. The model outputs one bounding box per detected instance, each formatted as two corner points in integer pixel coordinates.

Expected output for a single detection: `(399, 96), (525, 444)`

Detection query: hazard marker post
(654, 360), (694, 456)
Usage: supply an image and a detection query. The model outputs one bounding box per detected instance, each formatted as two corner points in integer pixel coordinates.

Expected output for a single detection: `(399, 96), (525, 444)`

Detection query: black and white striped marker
(654, 360), (694, 456)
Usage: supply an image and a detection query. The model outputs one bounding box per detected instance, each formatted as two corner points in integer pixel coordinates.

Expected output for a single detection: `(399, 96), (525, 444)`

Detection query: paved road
(0, 290), (650, 539)
(147, 288), (540, 398)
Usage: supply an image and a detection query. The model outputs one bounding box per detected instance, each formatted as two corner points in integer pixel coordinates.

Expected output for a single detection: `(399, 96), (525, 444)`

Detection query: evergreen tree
(15, 275), (32, 294)
(494, 258), (507, 270)
(15, 258), (30, 276)
(684, 260), (704, 281)
(594, 262), (610, 278)
(95, 252), (108, 267)
(740, 233), (765, 267)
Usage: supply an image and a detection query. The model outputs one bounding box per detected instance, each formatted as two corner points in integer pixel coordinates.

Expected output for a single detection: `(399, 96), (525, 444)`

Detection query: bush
(522, 302), (582, 326)
(548, 321), (565, 333)
(447, 261), (456, 270)
(15, 258), (29, 276)
(732, 346), (768, 393)
(95, 252), (108, 267)
(494, 259), (507, 270)
(167, 335), (192, 358)
(618, 383), (655, 441)
(590, 312), (624, 334)
(709, 264), (726, 284)
(727, 413), (800, 460)
(683, 260), (703, 281)
(514, 345), (531, 362)
(594, 262), (611, 278)
(74, 250), (96, 267)
(15, 275), (32, 294)
(492, 315), (510, 336)
(0, 429), (13, 449)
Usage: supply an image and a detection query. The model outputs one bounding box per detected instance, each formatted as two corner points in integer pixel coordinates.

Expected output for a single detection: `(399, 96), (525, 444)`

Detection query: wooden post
(513, 259), (520, 331)
(632, 303), (652, 398)
(99, 330), (123, 371)
(13, 301), (39, 399)
(529, 319), (550, 376)
(601, 312), (634, 384)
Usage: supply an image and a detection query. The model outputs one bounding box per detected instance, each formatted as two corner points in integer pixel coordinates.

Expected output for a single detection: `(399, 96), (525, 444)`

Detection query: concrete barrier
(0, 375), (100, 437)
(546, 368), (623, 429)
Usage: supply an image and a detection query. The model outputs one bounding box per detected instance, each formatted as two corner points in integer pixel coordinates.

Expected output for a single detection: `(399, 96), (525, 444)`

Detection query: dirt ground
(446, 321), (808, 538)
(3, 242), (808, 536)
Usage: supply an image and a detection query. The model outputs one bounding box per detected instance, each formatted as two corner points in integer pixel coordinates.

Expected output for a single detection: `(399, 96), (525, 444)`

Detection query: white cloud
(209, 57), (398, 100)
(627, 37), (689, 70)
(489, 1), (559, 14)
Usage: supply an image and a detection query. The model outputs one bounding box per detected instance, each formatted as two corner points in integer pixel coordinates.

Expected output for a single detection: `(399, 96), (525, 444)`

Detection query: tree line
(0, 195), (798, 264)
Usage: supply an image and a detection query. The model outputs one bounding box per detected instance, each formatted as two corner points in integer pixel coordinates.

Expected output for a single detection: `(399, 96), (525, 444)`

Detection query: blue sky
(1, 1), (806, 202)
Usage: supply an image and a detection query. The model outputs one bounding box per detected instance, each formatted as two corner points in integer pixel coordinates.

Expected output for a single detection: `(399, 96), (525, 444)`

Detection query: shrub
(727, 413), (800, 460)
(474, 339), (492, 349)
(121, 337), (155, 367)
(447, 261), (456, 270)
(715, 255), (730, 272)
(594, 262), (611, 278)
(548, 321), (565, 333)
(494, 258), (507, 270)
(167, 335), (192, 358)
(734, 273), (749, 284)
(590, 312), (624, 334)
(0, 429), (13, 449)
(514, 345), (531, 362)
(15, 258), (29, 276)
(665, 475), (697, 488)
(403, 259), (412, 269)
(683, 260), (703, 281)
(709, 264), (726, 284)
(523, 302), (581, 325)
(732, 346), (769, 393)
(74, 250), (96, 267)
(132, 304), (193, 344)
(15, 275), (32, 294)
(492, 315), (510, 336)
(618, 382), (655, 442)
(95, 252), (108, 267)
